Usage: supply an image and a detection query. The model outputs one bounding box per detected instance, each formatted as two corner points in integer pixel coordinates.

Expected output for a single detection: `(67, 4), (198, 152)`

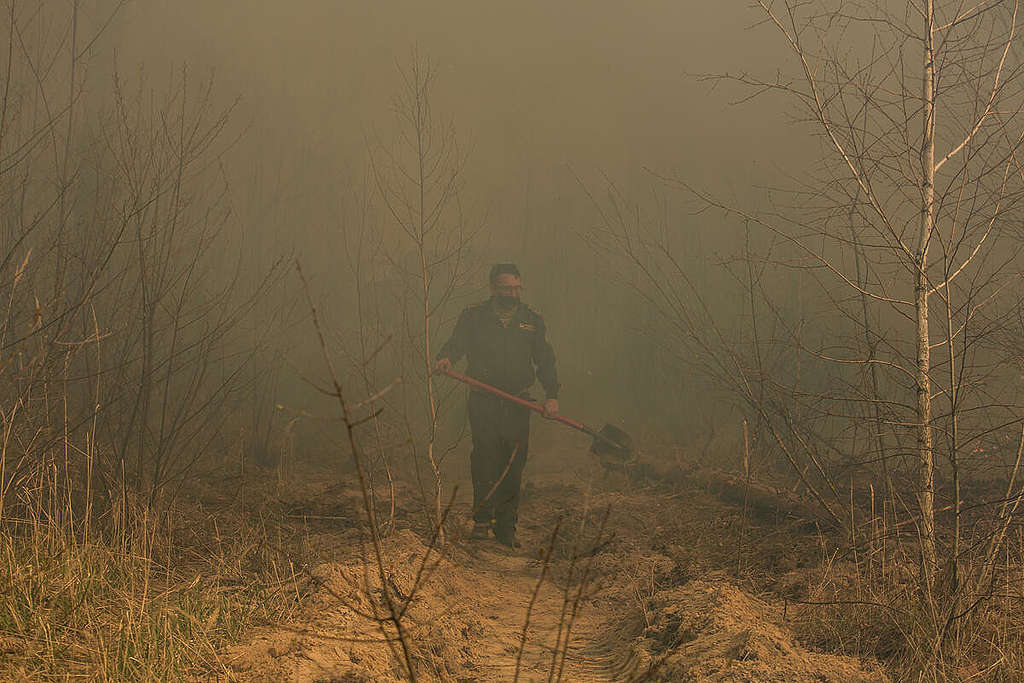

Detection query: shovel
(440, 368), (633, 465)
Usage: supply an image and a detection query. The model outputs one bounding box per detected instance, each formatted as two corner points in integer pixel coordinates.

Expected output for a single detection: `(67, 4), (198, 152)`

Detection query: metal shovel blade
(590, 423), (632, 462)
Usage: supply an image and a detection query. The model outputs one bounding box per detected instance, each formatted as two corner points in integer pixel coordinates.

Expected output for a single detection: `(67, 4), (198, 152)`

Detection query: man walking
(435, 263), (560, 548)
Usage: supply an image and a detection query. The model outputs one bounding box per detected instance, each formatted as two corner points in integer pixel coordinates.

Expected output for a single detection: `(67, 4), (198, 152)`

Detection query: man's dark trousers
(468, 390), (530, 535)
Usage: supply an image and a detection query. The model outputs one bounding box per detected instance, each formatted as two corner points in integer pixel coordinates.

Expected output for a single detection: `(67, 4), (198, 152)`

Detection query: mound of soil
(625, 578), (889, 682)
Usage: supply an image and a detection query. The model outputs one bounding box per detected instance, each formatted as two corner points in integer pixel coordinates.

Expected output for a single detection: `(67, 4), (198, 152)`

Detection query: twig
(296, 261), (418, 681)
(556, 505), (612, 682)
(515, 518), (562, 682)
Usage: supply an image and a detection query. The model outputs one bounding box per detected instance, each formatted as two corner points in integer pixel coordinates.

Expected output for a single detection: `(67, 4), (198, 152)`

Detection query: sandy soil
(218, 422), (889, 682)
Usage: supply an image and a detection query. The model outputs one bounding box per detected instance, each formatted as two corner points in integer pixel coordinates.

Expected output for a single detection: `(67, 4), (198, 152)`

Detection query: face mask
(495, 294), (519, 308)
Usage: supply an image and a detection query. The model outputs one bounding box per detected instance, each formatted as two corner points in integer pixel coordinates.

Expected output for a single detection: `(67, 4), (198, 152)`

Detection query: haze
(7, 1), (1024, 680)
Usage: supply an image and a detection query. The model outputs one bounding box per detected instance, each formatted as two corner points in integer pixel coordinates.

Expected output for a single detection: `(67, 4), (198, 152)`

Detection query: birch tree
(595, 0), (1024, 672)
(740, 0), (1024, 583)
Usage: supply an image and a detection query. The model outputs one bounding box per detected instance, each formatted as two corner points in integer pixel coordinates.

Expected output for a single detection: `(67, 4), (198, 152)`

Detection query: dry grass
(599, 447), (1024, 682)
(3, 442), (1021, 682)
(0, 466), (304, 681)
(787, 553), (1024, 681)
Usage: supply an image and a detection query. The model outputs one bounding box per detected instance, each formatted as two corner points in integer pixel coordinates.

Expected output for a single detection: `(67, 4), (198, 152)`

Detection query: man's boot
(493, 526), (521, 549)
(469, 521), (491, 540)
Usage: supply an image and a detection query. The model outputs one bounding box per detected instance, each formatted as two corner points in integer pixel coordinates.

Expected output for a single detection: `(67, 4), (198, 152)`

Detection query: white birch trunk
(917, 0), (937, 581)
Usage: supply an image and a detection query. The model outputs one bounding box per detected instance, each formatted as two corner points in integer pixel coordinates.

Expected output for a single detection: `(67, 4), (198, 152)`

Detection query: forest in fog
(2, 2), (1024, 681)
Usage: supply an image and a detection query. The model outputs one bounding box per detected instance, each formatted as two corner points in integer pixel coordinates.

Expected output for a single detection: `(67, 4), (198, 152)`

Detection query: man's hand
(435, 357), (453, 374)
(542, 398), (559, 419)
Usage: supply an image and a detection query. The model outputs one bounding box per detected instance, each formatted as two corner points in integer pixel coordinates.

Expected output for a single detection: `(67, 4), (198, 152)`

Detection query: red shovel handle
(440, 368), (586, 432)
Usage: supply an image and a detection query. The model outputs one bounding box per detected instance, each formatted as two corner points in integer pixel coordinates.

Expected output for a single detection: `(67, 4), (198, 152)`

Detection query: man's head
(489, 263), (522, 308)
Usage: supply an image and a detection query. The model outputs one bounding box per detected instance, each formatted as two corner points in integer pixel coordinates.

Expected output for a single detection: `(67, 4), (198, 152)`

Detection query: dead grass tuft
(0, 465), (305, 681)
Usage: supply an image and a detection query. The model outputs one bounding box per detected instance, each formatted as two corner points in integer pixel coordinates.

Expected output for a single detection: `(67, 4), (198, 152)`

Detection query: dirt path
(222, 523), (633, 682)
(447, 541), (637, 682)
(221, 429), (888, 682)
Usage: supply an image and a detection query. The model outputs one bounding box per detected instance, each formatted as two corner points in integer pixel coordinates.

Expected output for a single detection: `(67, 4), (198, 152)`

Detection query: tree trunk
(917, 0), (937, 583)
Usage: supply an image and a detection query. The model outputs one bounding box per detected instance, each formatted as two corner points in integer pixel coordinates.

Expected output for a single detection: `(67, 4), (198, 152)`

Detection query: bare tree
(369, 52), (478, 540)
(0, 0), (272, 533)
(592, 0), (1024, 674)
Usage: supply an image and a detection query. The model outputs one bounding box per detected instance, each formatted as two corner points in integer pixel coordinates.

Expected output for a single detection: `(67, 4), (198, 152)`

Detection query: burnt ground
(210, 420), (890, 682)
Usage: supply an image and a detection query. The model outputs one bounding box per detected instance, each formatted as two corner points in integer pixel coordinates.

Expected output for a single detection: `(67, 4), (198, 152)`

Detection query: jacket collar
(488, 297), (522, 323)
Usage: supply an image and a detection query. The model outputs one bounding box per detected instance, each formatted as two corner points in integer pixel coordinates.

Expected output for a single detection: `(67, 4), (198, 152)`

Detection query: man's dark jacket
(437, 300), (559, 400)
